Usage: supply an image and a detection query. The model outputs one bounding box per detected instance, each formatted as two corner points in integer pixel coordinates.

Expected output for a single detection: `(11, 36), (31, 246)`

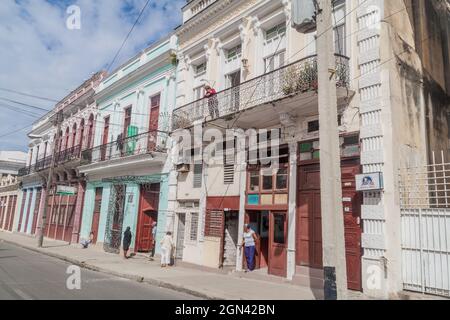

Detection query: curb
(0, 237), (221, 300)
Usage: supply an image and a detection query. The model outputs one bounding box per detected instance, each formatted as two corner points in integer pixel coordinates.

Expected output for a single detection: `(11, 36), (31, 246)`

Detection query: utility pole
(38, 110), (63, 248)
(316, 0), (348, 300)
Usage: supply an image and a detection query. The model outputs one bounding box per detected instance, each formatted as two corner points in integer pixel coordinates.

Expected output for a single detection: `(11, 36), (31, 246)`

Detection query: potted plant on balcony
(297, 59), (318, 92)
(281, 66), (298, 96)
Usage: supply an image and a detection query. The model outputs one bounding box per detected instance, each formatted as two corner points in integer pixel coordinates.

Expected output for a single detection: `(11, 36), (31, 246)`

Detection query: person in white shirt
(241, 224), (258, 272)
(160, 231), (174, 267)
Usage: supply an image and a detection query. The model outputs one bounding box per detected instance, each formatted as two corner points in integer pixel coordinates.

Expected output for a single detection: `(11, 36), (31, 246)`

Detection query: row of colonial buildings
(1, 0), (450, 299)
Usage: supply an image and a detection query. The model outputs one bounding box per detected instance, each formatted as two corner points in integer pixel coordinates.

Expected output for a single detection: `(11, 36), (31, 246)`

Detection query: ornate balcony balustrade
(81, 130), (168, 165)
(18, 145), (84, 177)
(55, 145), (82, 165)
(172, 54), (350, 130)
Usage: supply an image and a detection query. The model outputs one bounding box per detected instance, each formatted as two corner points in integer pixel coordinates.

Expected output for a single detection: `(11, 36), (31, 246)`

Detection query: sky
(0, 0), (184, 152)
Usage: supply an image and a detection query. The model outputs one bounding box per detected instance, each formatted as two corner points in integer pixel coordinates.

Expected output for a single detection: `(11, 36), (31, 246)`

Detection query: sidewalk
(0, 231), (319, 300)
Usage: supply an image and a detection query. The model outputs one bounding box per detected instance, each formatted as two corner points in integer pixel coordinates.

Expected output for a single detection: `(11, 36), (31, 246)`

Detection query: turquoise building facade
(78, 35), (177, 255)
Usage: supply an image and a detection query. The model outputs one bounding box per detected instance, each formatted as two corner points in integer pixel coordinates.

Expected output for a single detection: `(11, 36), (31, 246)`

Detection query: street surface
(0, 241), (197, 300)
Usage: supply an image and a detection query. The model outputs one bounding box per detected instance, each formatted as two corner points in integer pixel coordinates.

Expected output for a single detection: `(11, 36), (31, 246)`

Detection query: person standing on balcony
(204, 85), (219, 119)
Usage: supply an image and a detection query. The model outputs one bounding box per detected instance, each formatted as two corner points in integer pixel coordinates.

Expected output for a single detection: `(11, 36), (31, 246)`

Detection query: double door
(296, 160), (362, 291)
(245, 210), (288, 277)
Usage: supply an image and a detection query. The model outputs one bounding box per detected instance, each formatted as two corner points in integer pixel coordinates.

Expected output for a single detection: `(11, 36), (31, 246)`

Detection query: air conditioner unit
(292, 0), (317, 33)
(177, 163), (190, 173)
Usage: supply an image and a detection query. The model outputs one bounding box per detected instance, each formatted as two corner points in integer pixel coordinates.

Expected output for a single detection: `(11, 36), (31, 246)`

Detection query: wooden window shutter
(205, 210), (224, 238)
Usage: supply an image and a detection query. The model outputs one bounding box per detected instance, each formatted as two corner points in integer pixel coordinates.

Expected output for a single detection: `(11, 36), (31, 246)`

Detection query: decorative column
(71, 181), (86, 244)
(235, 129), (247, 272)
(287, 141), (298, 280)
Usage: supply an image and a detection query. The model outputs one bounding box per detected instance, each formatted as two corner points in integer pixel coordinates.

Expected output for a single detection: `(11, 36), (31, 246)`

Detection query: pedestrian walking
(149, 221), (157, 261)
(241, 224), (258, 272)
(123, 226), (132, 259)
(160, 231), (174, 267)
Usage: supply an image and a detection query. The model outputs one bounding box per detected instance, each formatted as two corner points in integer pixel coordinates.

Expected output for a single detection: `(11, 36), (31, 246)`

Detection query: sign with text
(56, 185), (77, 196)
(355, 172), (384, 191)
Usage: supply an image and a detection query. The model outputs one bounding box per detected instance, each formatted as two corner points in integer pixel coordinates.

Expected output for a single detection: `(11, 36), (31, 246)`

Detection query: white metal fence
(399, 152), (450, 297)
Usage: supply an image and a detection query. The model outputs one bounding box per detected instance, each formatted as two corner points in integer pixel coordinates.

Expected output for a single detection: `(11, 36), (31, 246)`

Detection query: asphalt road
(0, 241), (197, 300)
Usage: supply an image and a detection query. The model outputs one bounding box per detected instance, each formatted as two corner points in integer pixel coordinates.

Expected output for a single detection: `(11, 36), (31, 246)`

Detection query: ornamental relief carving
(179, 0), (259, 50)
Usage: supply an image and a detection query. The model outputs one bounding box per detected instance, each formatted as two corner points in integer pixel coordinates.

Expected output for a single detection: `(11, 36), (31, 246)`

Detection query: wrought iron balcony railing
(18, 145), (84, 177)
(18, 166), (31, 177)
(55, 145), (82, 165)
(172, 54), (350, 130)
(81, 130), (168, 165)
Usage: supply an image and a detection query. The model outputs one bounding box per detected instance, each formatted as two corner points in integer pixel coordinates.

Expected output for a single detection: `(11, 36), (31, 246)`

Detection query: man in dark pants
(123, 226), (132, 259)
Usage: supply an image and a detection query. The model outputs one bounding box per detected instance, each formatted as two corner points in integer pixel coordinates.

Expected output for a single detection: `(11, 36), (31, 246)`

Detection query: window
(193, 163), (203, 188)
(265, 23), (286, 41)
(334, 24), (346, 55)
(124, 106), (132, 136)
(224, 164), (234, 185)
(333, 0), (346, 55)
(194, 62), (207, 76)
(262, 170), (273, 190)
(193, 86), (203, 101)
(276, 168), (288, 190)
(273, 214), (286, 244)
(189, 212), (199, 241)
(308, 120), (320, 133)
(265, 51), (285, 73)
(249, 171), (260, 192)
(226, 44), (242, 61)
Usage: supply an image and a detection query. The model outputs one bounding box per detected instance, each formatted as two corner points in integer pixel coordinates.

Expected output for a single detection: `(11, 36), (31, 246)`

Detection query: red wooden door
(6, 196), (17, 231)
(91, 187), (103, 244)
(101, 116), (110, 161)
(341, 160), (362, 291)
(136, 184), (159, 252)
(148, 95), (160, 151)
(296, 164), (323, 268)
(268, 212), (288, 277)
(31, 189), (42, 235)
(63, 196), (76, 242)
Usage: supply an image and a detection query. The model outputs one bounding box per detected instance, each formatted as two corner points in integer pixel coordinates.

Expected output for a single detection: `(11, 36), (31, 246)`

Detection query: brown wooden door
(31, 189), (42, 235)
(341, 160), (362, 291)
(136, 184), (159, 252)
(148, 95), (160, 151)
(91, 187), (103, 244)
(296, 164), (323, 268)
(268, 212), (288, 277)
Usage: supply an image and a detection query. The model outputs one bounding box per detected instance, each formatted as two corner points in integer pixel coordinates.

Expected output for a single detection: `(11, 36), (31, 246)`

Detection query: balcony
(172, 54), (351, 131)
(81, 130), (168, 166)
(18, 155), (53, 177)
(17, 146), (84, 178)
(55, 145), (82, 165)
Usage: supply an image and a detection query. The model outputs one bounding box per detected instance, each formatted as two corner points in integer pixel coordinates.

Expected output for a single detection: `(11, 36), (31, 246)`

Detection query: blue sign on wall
(247, 194), (260, 205)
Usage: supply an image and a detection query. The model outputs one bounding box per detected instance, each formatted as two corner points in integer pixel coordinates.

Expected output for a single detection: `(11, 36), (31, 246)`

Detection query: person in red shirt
(204, 85), (219, 119)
